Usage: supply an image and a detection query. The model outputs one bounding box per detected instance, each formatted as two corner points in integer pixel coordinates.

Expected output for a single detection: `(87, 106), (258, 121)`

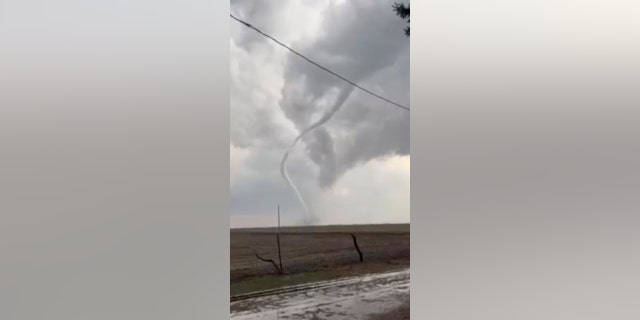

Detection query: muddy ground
(368, 302), (410, 320)
(231, 268), (410, 320)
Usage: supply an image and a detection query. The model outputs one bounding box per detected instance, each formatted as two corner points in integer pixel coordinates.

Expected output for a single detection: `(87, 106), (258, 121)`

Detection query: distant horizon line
(230, 222), (410, 230)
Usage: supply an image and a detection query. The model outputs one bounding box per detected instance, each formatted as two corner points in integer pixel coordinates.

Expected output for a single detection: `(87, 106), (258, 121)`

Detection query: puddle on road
(231, 269), (410, 320)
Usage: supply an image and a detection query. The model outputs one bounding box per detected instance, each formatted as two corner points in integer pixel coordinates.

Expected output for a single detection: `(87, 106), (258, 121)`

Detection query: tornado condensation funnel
(279, 85), (355, 224)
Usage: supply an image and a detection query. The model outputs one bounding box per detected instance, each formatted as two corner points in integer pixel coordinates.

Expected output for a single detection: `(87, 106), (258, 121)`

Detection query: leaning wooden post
(351, 233), (364, 262)
(277, 205), (283, 274)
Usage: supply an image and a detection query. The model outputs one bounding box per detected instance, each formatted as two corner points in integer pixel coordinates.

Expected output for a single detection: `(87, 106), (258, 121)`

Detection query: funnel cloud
(230, 0), (410, 227)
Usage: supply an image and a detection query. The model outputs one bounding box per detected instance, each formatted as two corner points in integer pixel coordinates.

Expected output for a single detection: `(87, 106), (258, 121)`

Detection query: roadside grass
(231, 270), (330, 296)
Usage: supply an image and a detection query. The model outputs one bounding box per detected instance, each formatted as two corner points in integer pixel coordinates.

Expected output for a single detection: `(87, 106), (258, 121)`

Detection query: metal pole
(277, 205), (283, 273)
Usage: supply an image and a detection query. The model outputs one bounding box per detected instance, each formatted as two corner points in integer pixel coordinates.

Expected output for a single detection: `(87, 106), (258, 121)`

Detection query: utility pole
(277, 205), (283, 274)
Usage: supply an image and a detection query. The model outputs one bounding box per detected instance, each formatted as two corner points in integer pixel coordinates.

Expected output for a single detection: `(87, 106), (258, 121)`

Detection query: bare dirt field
(230, 223), (409, 295)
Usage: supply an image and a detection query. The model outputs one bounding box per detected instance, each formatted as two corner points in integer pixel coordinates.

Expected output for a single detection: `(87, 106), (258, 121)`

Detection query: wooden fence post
(351, 233), (364, 262)
(277, 205), (283, 273)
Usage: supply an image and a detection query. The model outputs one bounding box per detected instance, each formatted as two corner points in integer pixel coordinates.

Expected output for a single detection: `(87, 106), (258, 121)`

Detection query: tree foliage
(393, 2), (410, 37)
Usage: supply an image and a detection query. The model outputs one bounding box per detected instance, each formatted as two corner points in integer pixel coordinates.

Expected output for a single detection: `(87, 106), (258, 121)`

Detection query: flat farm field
(230, 224), (409, 294)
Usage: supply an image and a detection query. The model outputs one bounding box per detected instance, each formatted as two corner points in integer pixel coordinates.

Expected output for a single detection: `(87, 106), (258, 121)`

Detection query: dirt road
(230, 268), (410, 320)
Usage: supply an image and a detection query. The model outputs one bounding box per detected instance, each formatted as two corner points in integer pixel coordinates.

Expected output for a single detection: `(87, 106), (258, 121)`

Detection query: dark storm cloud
(230, 0), (410, 224)
(279, 0), (410, 188)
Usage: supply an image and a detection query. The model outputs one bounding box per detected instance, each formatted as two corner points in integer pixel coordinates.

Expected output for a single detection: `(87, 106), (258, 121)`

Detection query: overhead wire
(230, 14), (410, 112)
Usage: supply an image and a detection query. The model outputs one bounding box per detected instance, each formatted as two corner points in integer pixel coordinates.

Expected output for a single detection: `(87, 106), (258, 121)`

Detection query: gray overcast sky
(230, 0), (410, 228)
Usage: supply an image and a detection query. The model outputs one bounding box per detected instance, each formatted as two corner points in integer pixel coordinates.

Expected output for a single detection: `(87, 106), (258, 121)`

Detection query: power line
(230, 14), (410, 112)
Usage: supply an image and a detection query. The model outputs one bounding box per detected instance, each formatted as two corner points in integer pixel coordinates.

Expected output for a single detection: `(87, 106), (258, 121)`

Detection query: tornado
(280, 85), (355, 224)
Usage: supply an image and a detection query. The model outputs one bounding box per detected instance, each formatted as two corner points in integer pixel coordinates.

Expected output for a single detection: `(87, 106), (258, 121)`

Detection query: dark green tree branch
(392, 2), (410, 37)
